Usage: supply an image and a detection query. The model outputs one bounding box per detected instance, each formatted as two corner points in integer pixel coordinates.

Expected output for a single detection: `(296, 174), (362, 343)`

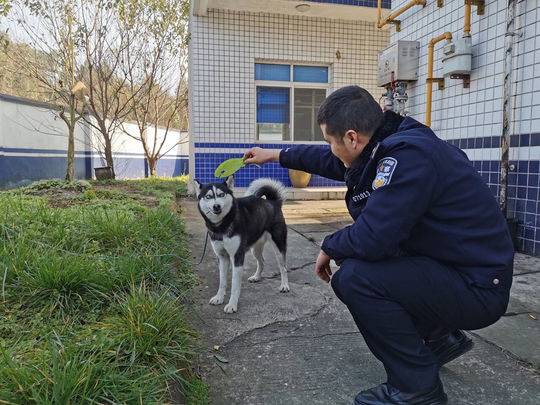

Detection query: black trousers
(330, 256), (510, 392)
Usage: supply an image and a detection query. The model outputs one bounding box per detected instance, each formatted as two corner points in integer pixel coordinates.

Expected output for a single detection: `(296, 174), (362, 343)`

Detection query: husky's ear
(192, 179), (202, 197)
(224, 175), (234, 189)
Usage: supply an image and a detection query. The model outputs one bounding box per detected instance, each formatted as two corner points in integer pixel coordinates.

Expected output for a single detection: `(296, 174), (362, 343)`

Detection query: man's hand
(243, 147), (281, 165)
(315, 250), (332, 283)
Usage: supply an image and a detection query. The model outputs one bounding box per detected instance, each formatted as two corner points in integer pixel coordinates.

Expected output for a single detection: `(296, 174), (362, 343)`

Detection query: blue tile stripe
(446, 133), (540, 149)
(194, 143), (540, 256)
(194, 151), (344, 188)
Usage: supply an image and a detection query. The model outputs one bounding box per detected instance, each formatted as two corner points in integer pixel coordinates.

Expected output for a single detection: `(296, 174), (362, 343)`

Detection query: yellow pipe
(378, 0), (426, 29)
(464, 0), (471, 36)
(426, 32), (453, 127)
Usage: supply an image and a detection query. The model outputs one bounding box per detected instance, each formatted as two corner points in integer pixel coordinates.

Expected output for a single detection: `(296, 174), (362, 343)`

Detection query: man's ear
(193, 179), (202, 197)
(345, 130), (368, 149)
(225, 175), (234, 189)
(344, 130), (358, 146)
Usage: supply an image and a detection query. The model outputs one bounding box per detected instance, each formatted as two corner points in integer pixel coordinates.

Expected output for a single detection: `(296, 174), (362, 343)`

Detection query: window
(294, 88), (327, 142)
(255, 63), (329, 142)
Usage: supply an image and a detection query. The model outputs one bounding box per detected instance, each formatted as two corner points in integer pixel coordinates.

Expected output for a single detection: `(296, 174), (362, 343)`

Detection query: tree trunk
(65, 104), (75, 181)
(147, 157), (157, 177)
(103, 134), (116, 179)
(65, 125), (75, 181)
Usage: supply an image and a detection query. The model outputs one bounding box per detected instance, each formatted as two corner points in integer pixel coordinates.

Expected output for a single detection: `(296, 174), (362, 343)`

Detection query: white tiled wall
(388, 0), (540, 254)
(513, 0), (540, 144)
(389, 0), (539, 147)
(189, 9), (389, 144)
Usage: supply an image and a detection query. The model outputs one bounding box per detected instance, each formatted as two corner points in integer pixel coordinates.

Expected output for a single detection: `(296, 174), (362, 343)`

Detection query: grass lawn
(0, 177), (208, 404)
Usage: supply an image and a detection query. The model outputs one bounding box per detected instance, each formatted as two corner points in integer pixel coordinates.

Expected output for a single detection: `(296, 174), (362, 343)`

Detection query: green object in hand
(214, 157), (246, 178)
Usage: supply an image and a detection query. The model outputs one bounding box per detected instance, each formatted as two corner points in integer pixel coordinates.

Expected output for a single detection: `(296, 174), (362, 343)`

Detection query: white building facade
(189, 0), (540, 255)
(189, 0), (390, 187)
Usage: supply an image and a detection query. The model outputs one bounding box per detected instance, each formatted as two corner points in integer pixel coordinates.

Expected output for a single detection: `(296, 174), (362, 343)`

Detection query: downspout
(500, 0), (518, 220)
(377, 0), (426, 31)
(425, 32), (452, 127)
(464, 0), (472, 36)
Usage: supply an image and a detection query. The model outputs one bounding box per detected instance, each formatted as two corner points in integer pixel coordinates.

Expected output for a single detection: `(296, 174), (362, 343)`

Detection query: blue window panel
(255, 63), (290, 81)
(256, 87), (290, 123)
(293, 65), (329, 83)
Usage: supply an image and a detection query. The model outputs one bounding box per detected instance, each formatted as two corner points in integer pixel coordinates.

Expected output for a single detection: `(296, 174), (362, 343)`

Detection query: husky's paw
(209, 295), (225, 305)
(248, 274), (262, 283)
(279, 283), (290, 293)
(223, 303), (237, 313)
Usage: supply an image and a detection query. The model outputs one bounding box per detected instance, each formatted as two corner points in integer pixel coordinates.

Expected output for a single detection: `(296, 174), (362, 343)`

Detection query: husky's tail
(245, 178), (286, 203)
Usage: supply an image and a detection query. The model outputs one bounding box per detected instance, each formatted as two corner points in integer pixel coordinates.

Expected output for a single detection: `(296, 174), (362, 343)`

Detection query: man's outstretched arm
(244, 146), (346, 181)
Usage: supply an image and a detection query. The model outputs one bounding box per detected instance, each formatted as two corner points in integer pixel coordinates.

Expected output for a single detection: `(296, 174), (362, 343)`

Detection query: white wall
(387, 0), (540, 253)
(0, 96), (91, 153)
(0, 94), (189, 186)
(189, 8), (389, 144)
(189, 7), (389, 187)
(389, 0), (539, 148)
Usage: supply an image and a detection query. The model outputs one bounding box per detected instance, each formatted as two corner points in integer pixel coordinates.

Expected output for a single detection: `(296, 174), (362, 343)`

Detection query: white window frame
(254, 63), (330, 144)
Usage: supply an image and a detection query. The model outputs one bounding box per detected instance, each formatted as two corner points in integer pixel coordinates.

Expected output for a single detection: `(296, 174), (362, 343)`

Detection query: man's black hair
(317, 85), (383, 140)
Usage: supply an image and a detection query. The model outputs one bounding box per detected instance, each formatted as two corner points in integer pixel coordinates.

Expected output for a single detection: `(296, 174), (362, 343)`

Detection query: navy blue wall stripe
(194, 151), (344, 188)
(0, 154), (188, 188)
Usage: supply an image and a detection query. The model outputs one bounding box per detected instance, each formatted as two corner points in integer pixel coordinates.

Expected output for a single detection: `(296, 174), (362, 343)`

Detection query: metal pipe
(464, 0), (472, 36)
(426, 32), (453, 127)
(500, 0), (518, 217)
(377, 0), (382, 28)
(378, 0), (426, 29)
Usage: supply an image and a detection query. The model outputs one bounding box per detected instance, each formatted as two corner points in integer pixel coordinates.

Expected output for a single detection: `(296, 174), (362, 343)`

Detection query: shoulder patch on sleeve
(372, 157), (398, 190)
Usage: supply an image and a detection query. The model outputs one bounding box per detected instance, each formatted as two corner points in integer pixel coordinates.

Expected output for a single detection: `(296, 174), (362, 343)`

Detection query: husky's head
(193, 176), (234, 224)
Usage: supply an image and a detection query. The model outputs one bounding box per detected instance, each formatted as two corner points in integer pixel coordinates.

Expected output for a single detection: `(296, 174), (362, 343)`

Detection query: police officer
(243, 85), (514, 404)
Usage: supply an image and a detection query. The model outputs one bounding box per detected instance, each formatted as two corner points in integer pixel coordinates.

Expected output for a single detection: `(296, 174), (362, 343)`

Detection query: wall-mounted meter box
(442, 37), (472, 76)
(377, 41), (420, 87)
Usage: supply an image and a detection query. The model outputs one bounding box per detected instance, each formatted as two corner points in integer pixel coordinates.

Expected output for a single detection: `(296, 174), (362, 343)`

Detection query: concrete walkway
(182, 199), (540, 405)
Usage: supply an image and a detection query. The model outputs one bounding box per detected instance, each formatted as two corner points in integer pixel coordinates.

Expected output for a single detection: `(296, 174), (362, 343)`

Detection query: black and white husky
(194, 176), (290, 313)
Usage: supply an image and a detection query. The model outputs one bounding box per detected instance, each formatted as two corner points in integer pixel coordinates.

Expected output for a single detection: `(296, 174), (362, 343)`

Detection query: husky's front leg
(224, 262), (243, 313)
(223, 236), (243, 313)
(209, 252), (230, 305)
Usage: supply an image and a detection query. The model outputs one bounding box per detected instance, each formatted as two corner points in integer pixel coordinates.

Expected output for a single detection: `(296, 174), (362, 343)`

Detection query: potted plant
(94, 166), (114, 180)
(288, 169), (311, 188)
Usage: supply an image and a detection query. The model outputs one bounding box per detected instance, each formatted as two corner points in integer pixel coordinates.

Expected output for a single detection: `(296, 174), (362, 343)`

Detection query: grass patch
(0, 177), (206, 404)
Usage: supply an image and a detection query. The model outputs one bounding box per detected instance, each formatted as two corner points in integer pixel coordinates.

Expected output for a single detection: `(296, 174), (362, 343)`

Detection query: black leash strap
(197, 231), (210, 266)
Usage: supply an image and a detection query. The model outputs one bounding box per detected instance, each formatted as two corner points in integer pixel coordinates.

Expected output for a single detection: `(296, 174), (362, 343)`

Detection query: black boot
(426, 330), (474, 366)
(353, 379), (448, 405)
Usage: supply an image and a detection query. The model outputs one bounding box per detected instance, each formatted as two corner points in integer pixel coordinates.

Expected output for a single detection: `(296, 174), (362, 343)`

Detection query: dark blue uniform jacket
(280, 111), (514, 289)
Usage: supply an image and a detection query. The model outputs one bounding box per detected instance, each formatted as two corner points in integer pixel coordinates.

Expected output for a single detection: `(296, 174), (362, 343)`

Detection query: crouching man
(243, 85), (514, 404)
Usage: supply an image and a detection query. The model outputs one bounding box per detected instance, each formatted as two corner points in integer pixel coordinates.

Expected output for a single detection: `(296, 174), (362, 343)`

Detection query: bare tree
(119, 0), (189, 177)
(4, 0), (86, 180)
(2, 0), (189, 179)
(77, 1), (143, 178)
